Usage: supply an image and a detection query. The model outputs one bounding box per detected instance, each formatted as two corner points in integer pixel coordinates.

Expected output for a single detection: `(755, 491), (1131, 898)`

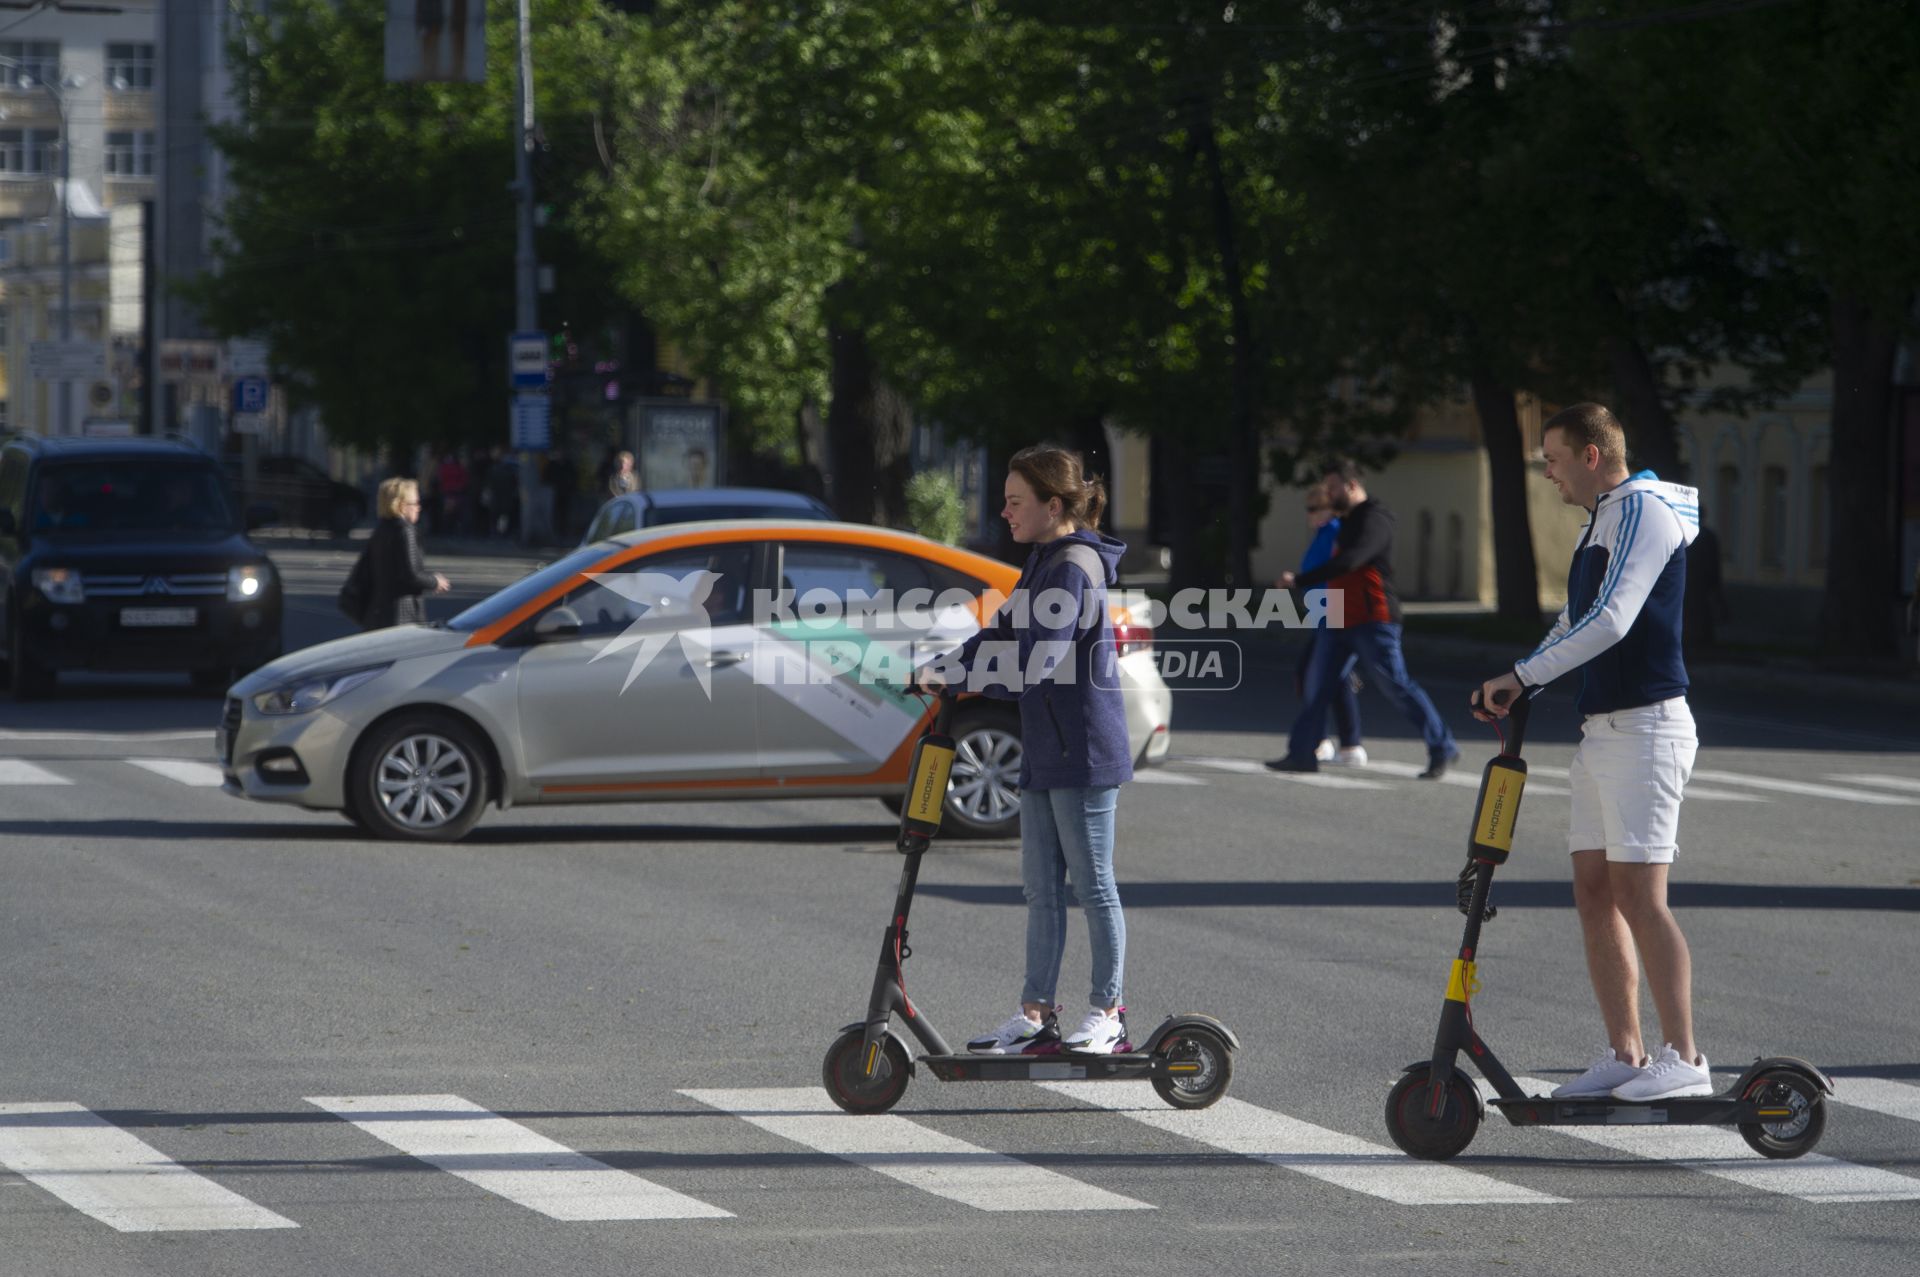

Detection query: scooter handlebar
(1470, 684), (1535, 754)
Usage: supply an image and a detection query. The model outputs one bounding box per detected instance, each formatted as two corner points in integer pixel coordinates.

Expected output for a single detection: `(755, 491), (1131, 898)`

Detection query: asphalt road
(0, 545), (1915, 1277)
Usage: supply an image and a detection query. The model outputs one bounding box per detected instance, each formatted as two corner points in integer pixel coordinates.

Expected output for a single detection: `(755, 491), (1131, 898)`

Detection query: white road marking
(1832, 1077), (1920, 1124)
(0, 730), (209, 743)
(1131, 771), (1206, 786)
(1365, 759), (1573, 797)
(305, 1094), (730, 1221)
(680, 1087), (1150, 1212)
(1687, 769), (1919, 807)
(128, 758), (227, 787)
(1038, 1081), (1562, 1206)
(1837, 774), (1920, 795)
(0, 759), (71, 785)
(1489, 1077), (1920, 1203)
(1520, 763), (1762, 802)
(1186, 756), (1392, 790)
(0, 1102), (297, 1232)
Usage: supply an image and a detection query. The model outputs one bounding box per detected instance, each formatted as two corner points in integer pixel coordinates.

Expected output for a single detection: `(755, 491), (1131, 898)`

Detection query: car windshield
(445, 544), (611, 633)
(29, 462), (237, 534)
(645, 504), (827, 526)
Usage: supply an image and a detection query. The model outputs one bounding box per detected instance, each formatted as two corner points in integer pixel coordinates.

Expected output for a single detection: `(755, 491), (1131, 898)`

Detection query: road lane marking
(0, 730), (209, 743)
(1131, 771), (1206, 786)
(0, 1102), (297, 1232)
(1837, 774), (1920, 795)
(1522, 763), (1761, 803)
(680, 1087), (1150, 1212)
(128, 758), (226, 787)
(304, 1095), (730, 1221)
(0, 759), (71, 785)
(1364, 759), (1573, 797)
(1186, 757), (1392, 790)
(1037, 1081), (1562, 1206)
(1686, 769), (1919, 806)
(1489, 1078), (1920, 1203)
(1832, 1077), (1920, 1124)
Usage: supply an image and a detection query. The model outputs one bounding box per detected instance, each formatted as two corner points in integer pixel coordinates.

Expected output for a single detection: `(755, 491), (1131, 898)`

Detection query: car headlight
(228, 565), (270, 602)
(251, 664), (389, 716)
(31, 567), (84, 604)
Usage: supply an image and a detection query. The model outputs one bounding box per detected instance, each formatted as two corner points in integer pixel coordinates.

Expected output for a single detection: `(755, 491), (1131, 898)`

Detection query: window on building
(1760, 465), (1789, 570)
(0, 128), (57, 177)
(105, 43), (155, 91)
(1808, 464), (1829, 570)
(0, 42), (59, 91)
(104, 131), (156, 178)
(1715, 463), (1742, 569)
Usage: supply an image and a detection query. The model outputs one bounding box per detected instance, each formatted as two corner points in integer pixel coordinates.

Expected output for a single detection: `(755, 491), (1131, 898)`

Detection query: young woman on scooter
(915, 444), (1135, 1055)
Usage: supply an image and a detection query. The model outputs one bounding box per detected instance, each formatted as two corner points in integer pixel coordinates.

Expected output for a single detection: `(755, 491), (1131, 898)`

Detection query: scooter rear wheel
(1385, 1068), (1481, 1160)
(1150, 1025), (1234, 1109)
(1737, 1068), (1827, 1159)
(823, 1029), (912, 1114)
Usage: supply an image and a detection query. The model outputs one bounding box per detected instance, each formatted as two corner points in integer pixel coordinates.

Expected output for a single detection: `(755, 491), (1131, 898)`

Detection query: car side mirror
(533, 606), (583, 641)
(244, 502), (279, 531)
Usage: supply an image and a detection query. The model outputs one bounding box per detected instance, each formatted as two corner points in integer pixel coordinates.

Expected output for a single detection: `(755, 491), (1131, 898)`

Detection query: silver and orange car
(218, 520), (1173, 841)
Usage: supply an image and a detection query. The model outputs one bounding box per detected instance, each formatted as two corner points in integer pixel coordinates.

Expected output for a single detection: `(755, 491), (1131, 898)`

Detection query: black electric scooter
(822, 692), (1239, 1114)
(1383, 686), (1832, 1161)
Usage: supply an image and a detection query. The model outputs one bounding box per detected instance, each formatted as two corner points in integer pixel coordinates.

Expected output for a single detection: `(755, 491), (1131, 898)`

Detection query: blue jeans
(1296, 633), (1362, 749)
(1020, 786), (1125, 1009)
(1287, 622), (1455, 763)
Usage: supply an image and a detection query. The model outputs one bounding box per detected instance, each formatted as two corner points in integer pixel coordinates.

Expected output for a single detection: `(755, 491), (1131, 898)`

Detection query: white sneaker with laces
(967, 1010), (1049, 1055)
(1611, 1044), (1713, 1101)
(1062, 1008), (1125, 1055)
(1313, 738), (1336, 762)
(1329, 745), (1368, 766)
(1551, 1045), (1647, 1098)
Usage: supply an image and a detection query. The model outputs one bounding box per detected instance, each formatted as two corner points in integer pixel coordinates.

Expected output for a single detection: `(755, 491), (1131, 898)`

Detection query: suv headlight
(31, 567), (84, 604)
(228, 565), (270, 602)
(252, 664), (389, 716)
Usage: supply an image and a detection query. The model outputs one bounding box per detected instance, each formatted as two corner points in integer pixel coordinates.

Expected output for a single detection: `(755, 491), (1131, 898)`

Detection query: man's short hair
(1543, 403), (1629, 469)
(1321, 456), (1363, 484)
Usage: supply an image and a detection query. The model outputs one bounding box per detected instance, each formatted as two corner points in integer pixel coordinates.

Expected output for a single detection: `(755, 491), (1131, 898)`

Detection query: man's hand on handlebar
(1474, 671), (1524, 722)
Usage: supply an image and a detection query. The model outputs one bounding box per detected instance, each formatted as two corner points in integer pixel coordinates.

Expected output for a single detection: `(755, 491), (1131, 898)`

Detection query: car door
(757, 541), (986, 778)
(513, 542), (764, 788)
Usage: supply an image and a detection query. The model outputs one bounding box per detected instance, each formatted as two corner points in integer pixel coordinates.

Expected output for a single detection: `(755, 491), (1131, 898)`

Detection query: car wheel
(940, 702), (1023, 838)
(7, 617), (53, 700)
(347, 713), (492, 842)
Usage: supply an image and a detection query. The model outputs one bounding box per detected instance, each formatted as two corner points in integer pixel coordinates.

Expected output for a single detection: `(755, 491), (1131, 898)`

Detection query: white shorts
(1567, 697), (1697, 864)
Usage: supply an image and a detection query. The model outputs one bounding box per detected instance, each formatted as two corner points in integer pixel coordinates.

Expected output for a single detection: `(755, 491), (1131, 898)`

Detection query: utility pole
(511, 0), (547, 545)
(56, 82), (71, 437)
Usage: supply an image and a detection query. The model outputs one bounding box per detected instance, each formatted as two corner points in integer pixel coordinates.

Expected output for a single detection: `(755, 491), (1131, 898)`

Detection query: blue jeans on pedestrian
(1296, 633), (1362, 749)
(1286, 622), (1455, 763)
(1020, 786), (1125, 1009)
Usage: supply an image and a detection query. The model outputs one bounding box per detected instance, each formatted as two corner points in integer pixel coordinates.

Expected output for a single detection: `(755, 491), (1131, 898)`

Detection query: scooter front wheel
(1385, 1068), (1481, 1160)
(1150, 1025), (1234, 1109)
(1738, 1068), (1827, 1159)
(823, 1029), (912, 1114)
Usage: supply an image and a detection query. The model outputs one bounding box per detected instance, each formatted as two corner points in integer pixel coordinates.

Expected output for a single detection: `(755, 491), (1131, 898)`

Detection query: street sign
(232, 377), (270, 414)
(230, 412), (266, 437)
(227, 339), (270, 378)
(510, 331), (548, 389)
(159, 339), (223, 383)
(27, 341), (106, 381)
(510, 391), (551, 450)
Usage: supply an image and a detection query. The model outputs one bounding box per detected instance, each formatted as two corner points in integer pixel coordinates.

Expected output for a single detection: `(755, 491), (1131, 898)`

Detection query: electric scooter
(1383, 685), (1832, 1161)
(822, 692), (1239, 1114)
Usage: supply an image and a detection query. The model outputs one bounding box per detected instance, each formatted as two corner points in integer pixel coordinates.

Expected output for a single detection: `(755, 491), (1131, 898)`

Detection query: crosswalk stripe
(305, 1095), (731, 1221)
(1037, 1081), (1562, 1206)
(1132, 770), (1206, 786)
(680, 1087), (1151, 1212)
(1832, 1077), (1920, 1123)
(1491, 1078), (1920, 1203)
(0, 1102), (297, 1232)
(1687, 769), (1920, 807)
(128, 758), (227, 787)
(0, 759), (72, 786)
(1522, 763), (1763, 803)
(1836, 774), (1920, 795)
(1365, 759), (1573, 797)
(1186, 757), (1392, 790)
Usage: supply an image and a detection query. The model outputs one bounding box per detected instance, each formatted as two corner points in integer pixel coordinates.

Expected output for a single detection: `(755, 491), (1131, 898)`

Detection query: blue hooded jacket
(952, 529), (1134, 790)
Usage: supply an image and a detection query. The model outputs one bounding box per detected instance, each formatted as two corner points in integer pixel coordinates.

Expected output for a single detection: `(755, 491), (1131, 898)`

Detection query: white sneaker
(1328, 745), (1368, 767)
(1612, 1044), (1713, 1101)
(1062, 1008), (1125, 1055)
(1313, 738), (1336, 762)
(967, 1010), (1052, 1055)
(1551, 1045), (1647, 1098)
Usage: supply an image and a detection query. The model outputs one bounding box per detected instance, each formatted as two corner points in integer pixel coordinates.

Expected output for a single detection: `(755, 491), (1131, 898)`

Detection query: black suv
(0, 436), (284, 698)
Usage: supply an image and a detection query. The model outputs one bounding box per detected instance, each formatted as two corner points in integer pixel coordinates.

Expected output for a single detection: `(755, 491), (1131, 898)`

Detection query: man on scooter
(1474, 403), (1712, 1103)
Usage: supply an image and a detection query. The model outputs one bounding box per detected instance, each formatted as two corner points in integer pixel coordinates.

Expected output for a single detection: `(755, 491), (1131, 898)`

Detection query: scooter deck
(1487, 1088), (1790, 1128)
(919, 1050), (1181, 1083)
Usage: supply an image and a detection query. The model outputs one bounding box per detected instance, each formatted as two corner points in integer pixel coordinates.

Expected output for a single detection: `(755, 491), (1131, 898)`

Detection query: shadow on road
(921, 880), (1920, 912)
(0, 818), (903, 847)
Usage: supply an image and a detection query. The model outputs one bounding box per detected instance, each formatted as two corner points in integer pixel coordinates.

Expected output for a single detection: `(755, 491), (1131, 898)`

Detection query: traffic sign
(28, 341), (106, 381)
(232, 377), (270, 414)
(510, 331), (548, 389)
(227, 339), (270, 378)
(509, 391), (551, 450)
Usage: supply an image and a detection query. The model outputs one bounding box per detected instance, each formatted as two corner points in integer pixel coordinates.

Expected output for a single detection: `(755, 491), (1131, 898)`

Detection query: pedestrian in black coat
(362, 477), (449, 628)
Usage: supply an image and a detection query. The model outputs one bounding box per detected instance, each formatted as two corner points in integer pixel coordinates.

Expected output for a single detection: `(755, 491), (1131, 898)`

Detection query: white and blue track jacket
(1514, 471), (1701, 716)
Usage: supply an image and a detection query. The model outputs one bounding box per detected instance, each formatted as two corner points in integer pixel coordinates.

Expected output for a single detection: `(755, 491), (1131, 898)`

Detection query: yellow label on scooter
(896, 734), (956, 850)
(1469, 758), (1528, 864)
(1445, 959), (1478, 1003)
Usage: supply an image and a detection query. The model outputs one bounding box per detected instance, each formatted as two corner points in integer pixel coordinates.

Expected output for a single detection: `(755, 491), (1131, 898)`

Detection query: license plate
(121, 606), (198, 627)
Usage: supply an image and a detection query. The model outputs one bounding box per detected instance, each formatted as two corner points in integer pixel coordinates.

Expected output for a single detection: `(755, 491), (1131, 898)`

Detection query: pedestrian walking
(607, 450), (639, 499)
(1476, 402), (1713, 1101)
(1295, 478), (1366, 766)
(914, 444), (1135, 1057)
(361, 477), (449, 628)
(1269, 458), (1458, 777)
